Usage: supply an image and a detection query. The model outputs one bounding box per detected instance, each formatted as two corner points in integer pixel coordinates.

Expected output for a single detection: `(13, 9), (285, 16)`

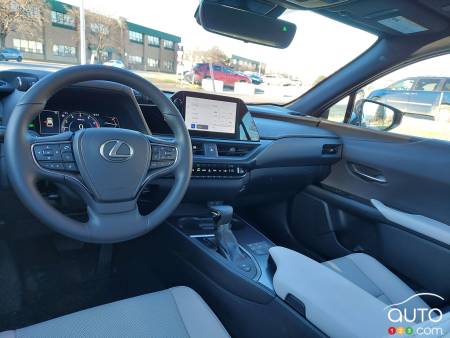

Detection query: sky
(62, 0), (450, 85)
(63, 0), (378, 83)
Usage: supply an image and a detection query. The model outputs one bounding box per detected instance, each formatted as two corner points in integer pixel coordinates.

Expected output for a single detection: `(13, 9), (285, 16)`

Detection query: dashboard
(0, 69), (343, 206)
(27, 87), (260, 143)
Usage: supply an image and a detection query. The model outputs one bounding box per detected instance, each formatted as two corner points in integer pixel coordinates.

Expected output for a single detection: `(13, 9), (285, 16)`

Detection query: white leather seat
(322, 253), (429, 314)
(0, 286), (230, 338)
(270, 247), (438, 338)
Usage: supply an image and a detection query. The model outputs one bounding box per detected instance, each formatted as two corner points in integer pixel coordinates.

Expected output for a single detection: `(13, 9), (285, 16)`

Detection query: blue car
(0, 48), (23, 62)
(243, 71), (264, 85)
(368, 76), (450, 122)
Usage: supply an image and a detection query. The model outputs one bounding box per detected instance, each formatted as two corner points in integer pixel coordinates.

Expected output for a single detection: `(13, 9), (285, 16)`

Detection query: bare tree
(0, 0), (49, 48)
(204, 46), (228, 64)
(70, 9), (122, 64)
(187, 46), (229, 65)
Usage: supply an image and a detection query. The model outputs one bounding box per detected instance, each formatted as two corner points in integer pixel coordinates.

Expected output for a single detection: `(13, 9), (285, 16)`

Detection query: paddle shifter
(207, 203), (254, 274)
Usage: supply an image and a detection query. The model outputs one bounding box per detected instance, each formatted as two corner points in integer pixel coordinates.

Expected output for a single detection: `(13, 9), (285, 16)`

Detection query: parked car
(191, 63), (251, 86)
(0, 48), (23, 62)
(368, 76), (450, 122)
(103, 60), (126, 69)
(289, 76), (303, 87)
(243, 71), (264, 85)
(262, 73), (293, 86)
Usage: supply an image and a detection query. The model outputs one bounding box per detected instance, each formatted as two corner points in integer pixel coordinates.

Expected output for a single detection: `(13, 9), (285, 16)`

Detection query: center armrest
(269, 246), (390, 338)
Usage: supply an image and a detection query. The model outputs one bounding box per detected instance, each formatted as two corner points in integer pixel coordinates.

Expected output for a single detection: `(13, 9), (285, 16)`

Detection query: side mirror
(350, 99), (403, 131)
(195, 1), (296, 49)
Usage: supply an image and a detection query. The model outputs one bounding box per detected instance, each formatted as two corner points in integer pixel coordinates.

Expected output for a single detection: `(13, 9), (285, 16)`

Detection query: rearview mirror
(195, 1), (296, 49)
(350, 99), (403, 131)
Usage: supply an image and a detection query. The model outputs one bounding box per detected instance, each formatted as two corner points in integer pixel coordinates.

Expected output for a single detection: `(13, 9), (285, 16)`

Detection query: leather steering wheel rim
(4, 65), (192, 243)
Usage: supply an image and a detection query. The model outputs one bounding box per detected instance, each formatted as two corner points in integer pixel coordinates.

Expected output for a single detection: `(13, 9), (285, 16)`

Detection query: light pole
(79, 0), (86, 64)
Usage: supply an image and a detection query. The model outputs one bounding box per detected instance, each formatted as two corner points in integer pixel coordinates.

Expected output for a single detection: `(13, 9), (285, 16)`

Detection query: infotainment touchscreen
(184, 96), (237, 135)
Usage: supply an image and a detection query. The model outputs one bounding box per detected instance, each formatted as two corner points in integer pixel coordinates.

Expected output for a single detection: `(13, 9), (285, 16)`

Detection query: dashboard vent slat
(192, 142), (205, 156)
(217, 144), (257, 157)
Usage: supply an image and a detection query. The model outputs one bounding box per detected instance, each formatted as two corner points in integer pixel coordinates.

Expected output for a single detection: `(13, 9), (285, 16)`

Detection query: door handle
(349, 163), (387, 184)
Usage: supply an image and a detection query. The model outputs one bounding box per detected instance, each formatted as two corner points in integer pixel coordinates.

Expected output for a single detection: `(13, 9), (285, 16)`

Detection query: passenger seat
(269, 247), (444, 338)
(322, 253), (429, 315)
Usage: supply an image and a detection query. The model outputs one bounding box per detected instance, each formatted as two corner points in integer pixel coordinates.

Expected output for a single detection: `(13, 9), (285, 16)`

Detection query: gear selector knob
(208, 203), (233, 228)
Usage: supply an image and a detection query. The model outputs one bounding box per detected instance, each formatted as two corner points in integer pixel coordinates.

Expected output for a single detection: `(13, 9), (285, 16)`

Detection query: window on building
(13, 39), (43, 54)
(10, 2), (39, 17)
(147, 58), (159, 68)
(128, 55), (142, 64)
(129, 31), (143, 43)
(148, 36), (160, 46)
(52, 44), (76, 57)
(163, 40), (174, 49)
(90, 23), (109, 34)
(51, 11), (75, 28)
(163, 60), (174, 71)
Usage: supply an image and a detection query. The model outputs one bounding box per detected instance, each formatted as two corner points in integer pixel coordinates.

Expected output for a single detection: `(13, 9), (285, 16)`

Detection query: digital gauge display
(60, 111), (100, 133)
(35, 110), (120, 135)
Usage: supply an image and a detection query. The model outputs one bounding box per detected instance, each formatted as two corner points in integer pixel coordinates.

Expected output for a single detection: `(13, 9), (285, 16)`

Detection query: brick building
(230, 54), (266, 74)
(4, 0), (181, 73)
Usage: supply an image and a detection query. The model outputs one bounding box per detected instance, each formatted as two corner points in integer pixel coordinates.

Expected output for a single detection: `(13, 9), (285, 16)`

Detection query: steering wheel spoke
(85, 198), (148, 241)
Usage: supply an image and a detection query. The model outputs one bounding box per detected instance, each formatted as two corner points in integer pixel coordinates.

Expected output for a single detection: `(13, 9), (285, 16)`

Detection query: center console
(167, 203), (275, 291)
(152, 203), (323, 338)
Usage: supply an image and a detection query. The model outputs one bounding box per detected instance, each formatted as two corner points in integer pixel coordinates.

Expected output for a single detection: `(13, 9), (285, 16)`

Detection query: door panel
(289, 187), (450, 306)
(291, 120), (450, 306)
(320, 121), (450, 225)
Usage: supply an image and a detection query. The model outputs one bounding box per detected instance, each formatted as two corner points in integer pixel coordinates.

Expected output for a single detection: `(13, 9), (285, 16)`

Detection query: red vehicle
(192, 63), (251, 86)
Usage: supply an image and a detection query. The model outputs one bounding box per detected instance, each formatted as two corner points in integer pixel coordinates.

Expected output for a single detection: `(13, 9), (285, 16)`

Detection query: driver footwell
(0, 235), (166, 331)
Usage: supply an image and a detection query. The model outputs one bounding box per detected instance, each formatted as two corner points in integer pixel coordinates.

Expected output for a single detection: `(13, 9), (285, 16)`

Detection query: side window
(327, 96), (350, 123)
(388, 79), (415, 91)
(212, 65), (222, 71)
(325, 54), (450, 141)
(414, 78), (441, 91)
(444, 79), (450, 92)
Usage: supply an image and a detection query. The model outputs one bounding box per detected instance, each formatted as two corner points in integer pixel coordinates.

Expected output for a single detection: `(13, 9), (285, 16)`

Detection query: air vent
(217, 144), (257, 157)
(192, 142), (205, 156)
(322, 144), (341, 155)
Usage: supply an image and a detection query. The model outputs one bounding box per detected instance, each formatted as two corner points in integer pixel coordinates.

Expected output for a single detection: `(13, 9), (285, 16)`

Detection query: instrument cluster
(31, 110), (120, 135)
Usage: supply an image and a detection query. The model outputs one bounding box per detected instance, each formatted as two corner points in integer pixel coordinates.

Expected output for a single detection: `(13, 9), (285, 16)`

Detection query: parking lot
(1, 60), (449, 141)
(0, 60), (307, 104)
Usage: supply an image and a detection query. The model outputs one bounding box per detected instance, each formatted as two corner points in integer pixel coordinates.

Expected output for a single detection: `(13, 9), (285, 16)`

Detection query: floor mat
(0, 235), (166, 331)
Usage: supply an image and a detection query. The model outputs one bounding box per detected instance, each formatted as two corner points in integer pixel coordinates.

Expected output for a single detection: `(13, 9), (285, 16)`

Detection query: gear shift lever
(207, 203), (246, 262)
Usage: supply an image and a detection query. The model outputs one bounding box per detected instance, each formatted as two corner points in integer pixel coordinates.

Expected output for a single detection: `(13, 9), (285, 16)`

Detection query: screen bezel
(173, 91), (247, 140)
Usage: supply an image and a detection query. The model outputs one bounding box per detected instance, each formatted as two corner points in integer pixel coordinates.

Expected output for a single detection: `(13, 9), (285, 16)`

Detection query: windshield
(0, 0), (377, 104)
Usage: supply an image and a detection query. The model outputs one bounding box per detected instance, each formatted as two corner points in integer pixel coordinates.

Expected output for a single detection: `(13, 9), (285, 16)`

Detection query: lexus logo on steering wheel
(100, 140), (134, 162)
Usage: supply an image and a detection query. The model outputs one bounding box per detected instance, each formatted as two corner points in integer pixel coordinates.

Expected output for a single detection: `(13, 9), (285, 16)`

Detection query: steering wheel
(4, 65), (192, 243)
